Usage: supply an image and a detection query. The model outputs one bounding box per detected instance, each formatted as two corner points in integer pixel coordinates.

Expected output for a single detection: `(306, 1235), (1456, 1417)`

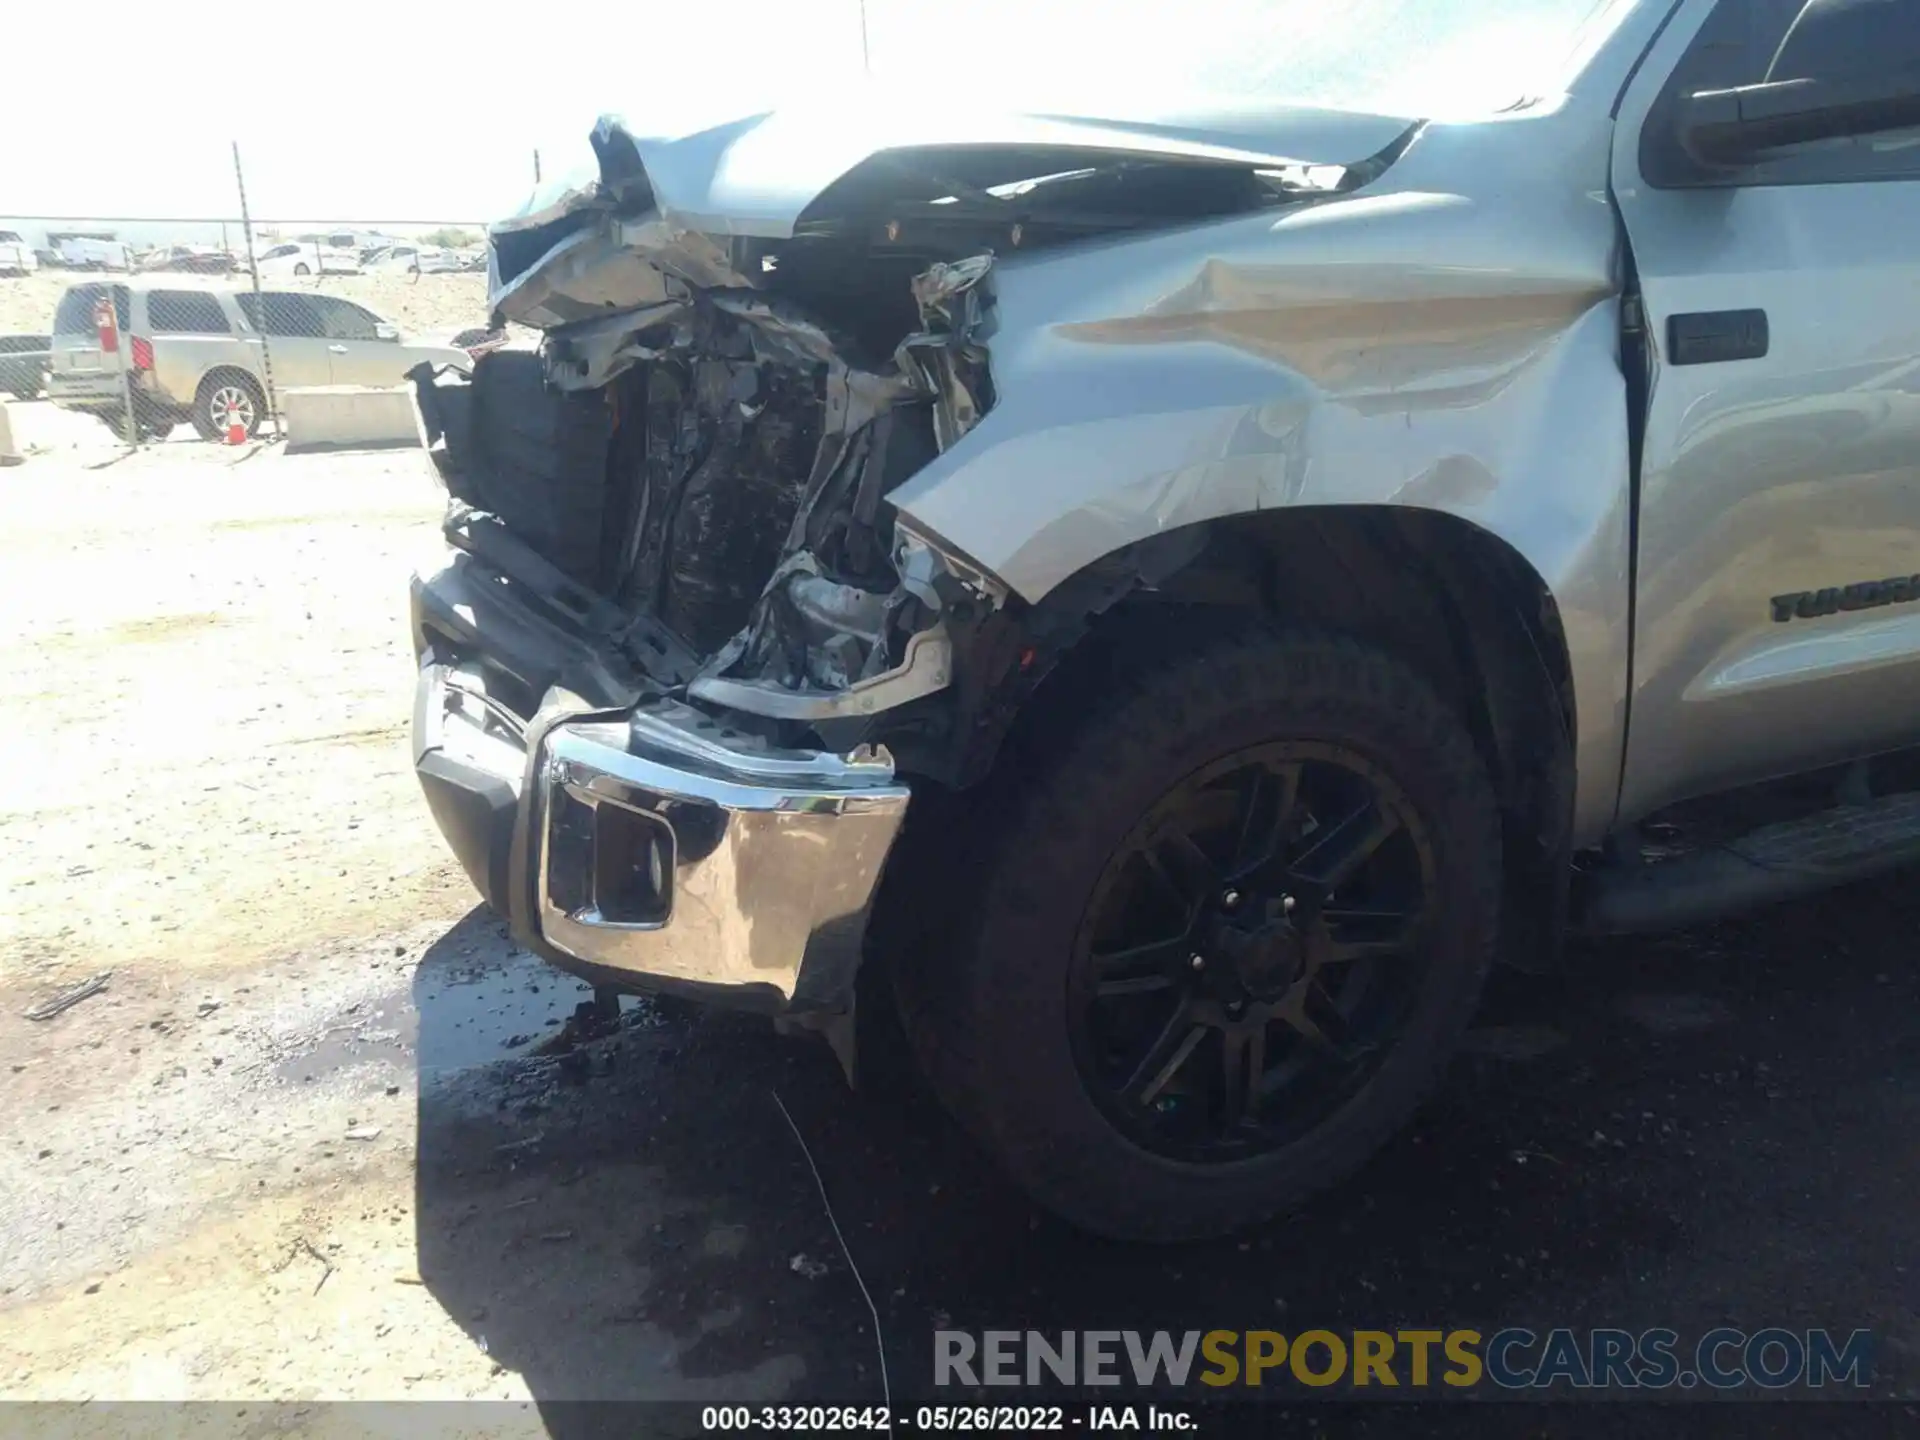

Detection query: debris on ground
(24, 972), (111, 1021)
(296, 1236), (335, 1295)
(789, 1254), (830, 1280)
(344, 1126), (382, 1141)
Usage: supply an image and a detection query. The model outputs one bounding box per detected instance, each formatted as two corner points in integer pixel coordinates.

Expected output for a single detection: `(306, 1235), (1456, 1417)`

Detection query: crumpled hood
(494, 84), (1419, 244)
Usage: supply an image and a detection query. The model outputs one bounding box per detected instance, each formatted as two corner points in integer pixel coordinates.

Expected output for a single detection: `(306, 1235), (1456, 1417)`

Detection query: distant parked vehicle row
(44, 277), (471, 441)
(0, 231), (483, 281)
(137, 245), (236, 275)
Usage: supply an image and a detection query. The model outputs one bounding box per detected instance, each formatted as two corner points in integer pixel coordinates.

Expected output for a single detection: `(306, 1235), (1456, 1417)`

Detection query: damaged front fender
(888, 105), (1637, 841)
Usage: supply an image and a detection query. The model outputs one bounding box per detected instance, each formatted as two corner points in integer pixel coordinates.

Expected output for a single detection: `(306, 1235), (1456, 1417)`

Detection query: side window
(147, 290), (232, 335)
(238, 292), (324, 338)
(1644, 0), (1920, 187)
(309, 297), (381, 342)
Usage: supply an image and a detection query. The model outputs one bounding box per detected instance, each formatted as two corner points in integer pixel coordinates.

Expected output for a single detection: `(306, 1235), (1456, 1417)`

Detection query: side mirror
(1678, 66), (1920, 166)
(374, 322), (399, 342)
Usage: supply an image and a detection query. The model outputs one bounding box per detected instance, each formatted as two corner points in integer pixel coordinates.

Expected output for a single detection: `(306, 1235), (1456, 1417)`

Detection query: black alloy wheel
(892, 626), (1502, 1241)
(1069, 742), (1436, 1162)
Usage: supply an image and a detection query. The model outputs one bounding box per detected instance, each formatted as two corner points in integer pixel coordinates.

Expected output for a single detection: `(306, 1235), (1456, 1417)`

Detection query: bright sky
(2, 0), (1623, 224)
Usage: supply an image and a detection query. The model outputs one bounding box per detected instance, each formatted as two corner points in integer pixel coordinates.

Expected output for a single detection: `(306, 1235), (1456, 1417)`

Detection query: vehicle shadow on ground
(410, 886), (1920, 1437)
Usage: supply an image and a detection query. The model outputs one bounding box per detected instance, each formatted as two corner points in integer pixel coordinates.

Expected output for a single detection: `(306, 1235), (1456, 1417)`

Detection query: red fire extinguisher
(94, 297), (120, 355)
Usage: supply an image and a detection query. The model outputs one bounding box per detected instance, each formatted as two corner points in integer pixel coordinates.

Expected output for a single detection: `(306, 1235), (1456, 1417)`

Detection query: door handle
(327, 344), (348, 353)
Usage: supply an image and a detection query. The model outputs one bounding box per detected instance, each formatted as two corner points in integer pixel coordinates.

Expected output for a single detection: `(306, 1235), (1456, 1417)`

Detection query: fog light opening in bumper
(591, 801), (674, 926)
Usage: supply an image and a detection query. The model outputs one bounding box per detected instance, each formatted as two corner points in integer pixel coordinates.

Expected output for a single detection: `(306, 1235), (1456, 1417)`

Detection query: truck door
(1610, 0), (1920, 823)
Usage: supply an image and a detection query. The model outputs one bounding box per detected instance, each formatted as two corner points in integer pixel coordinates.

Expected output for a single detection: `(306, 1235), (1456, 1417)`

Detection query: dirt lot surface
(0, 270), (492, 346)
(1, 400), (1918, 1435)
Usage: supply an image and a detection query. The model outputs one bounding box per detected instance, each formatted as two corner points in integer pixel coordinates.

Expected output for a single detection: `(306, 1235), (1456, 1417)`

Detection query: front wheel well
(196, 365), (264, 399)
(933, 508), (1579, 971)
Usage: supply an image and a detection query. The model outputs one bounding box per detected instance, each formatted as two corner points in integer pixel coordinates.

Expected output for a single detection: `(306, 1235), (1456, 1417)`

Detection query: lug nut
(1282, 895), (1297, 914)
(1221, 889), (1241, 909)
(1190, 954), (1206, 971)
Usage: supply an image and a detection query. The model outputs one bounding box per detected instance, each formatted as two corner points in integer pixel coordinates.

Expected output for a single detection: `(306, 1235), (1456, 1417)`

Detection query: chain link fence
(0, 151), (498, 453)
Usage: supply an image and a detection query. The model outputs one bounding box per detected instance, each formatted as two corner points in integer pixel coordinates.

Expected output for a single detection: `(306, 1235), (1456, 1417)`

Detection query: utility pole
(859, 0), (871, 71)
(534, 149), (542, 184)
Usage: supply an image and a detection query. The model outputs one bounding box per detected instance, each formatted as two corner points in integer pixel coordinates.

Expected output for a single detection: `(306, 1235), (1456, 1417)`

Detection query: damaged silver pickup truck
(410, 0), (1920, 1238)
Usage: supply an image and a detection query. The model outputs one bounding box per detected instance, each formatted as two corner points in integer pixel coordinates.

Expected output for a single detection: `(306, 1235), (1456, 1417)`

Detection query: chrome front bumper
(412, 660), (911, 1013)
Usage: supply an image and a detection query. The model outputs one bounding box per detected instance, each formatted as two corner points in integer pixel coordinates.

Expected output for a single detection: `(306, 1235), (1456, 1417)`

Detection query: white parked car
(55, 236), (131, 271)
(367, 245), (464, 275)
(251, 243), (361, 279)
(0, 230), (37, 276)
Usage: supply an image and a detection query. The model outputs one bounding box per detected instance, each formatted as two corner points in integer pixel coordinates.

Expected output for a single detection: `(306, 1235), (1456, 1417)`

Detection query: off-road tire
(896, 626), (1502, 1241)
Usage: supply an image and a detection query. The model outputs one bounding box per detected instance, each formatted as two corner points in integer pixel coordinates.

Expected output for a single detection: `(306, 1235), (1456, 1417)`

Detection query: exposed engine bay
(415, 249), (993, 695)
(410, 107), (1415, 778)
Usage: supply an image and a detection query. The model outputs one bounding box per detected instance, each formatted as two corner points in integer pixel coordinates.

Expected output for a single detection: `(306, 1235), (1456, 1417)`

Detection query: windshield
(886, 0), (1639, 119)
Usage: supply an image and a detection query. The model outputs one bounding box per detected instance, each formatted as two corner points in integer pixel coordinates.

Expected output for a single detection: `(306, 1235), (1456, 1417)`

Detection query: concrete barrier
(280, 386), (424, 455)
(0, 400), (20, 466)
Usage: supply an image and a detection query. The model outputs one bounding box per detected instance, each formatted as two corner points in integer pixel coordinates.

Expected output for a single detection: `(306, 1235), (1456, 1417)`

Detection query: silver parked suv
(47, 277), (469, 441)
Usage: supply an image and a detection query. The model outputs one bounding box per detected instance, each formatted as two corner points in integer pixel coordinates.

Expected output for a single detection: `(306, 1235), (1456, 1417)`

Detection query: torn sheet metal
(665, 255), (1002, 716)
(691, 624), (954, 721)
(898, 257), (995, 452)
(488, 225), (681, 332)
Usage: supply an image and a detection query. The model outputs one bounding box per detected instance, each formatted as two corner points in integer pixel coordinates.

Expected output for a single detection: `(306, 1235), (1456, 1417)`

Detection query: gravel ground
(0, 416), (1916, 1433)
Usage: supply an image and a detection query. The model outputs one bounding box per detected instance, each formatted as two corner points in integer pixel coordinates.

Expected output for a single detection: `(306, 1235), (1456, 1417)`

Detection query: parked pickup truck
(407, 0), (1920, 1240)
